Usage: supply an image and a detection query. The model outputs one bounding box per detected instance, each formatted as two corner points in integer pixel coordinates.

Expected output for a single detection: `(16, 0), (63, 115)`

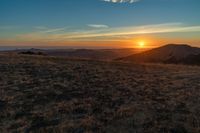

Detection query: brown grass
(0, 53), (200, 133)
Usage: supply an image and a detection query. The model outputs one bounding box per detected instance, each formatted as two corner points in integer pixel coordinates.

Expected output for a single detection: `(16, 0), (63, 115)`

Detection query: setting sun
(138, 41), (146, 48)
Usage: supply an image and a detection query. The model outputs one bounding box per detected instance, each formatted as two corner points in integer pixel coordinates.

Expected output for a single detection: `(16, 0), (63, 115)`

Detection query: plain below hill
(0, 48), (147, 61)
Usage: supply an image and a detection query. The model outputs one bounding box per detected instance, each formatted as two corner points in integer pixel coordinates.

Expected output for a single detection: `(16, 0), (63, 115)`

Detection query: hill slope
(0, 54), (200, 133)
(118, 44), (200, 64)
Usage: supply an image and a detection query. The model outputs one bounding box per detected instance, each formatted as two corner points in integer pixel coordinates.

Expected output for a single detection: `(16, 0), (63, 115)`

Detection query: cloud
(41, 27), (67, 33)
(13, 23), (200, 42)
(102, 0), (140, 3)
(88, 24), (109, 28)
(34, 27), (67, 33)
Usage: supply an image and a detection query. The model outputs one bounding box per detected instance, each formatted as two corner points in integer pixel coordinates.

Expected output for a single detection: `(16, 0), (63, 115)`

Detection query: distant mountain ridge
(118, 44), (200, 65)
(1, 48), (146, 60)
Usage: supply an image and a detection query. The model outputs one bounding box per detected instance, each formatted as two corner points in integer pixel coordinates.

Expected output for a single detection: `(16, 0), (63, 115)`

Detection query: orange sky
(1, 34), (199, 49)
(1, 0), (200, 49)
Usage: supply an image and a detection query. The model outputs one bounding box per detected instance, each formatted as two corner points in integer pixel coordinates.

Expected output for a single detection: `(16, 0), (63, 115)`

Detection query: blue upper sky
(0, 0), (200, 48)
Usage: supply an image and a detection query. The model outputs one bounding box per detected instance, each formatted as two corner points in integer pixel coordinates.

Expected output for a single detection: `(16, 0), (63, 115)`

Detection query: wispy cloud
(10, 23), (200, 42)
(34, 27), (67, 33)
(88, 24), (109, 28)
(102, 0), (140, 3)
(41, 27), (67, 33)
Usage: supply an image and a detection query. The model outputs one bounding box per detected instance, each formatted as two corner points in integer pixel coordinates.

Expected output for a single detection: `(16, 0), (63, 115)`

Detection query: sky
(0, 0), (200, 48)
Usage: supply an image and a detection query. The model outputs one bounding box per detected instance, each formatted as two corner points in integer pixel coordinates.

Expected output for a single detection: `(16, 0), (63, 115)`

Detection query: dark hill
(118, 44), (200, 64)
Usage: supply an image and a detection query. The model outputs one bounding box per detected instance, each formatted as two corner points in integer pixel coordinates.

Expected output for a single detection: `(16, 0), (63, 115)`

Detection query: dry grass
(0, 53), (200, 133)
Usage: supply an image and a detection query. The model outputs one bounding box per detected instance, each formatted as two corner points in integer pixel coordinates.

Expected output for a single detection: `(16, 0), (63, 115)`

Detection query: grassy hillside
(118, 44), (200, 65)
(0, 54), (200, 133)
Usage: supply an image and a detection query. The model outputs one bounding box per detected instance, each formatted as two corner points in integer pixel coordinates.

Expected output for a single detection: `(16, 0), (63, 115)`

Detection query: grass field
(0, 54), (200, 133)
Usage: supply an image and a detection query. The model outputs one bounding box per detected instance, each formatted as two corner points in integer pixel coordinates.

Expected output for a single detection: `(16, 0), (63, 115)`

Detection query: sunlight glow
(138, 41), (145, 48)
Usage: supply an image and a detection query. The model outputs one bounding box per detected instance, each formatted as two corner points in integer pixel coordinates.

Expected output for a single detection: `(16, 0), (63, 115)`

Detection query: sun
(138, 41), (145, 48)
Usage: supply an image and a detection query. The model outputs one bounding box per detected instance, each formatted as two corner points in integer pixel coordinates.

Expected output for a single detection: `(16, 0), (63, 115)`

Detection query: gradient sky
(0, 0), (200, 48)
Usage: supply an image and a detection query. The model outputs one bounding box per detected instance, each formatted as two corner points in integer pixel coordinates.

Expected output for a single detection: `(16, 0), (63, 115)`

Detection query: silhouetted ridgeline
(0, 48), (146, 60)
(118, 44), (200, 65)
